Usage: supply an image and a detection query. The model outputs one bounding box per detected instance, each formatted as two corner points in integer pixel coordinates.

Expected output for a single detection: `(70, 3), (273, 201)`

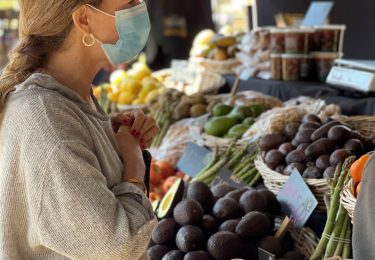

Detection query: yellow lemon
(118, 91), (135, 105)
(109, 70), (127, 87)
(132, 98), (144, 105)
(93, 87), (102, 98)
(128, 67), (151, 82)
(145, 89), (160, 103)
(108, 91), (120, 103)
(119, 76), (142, 94)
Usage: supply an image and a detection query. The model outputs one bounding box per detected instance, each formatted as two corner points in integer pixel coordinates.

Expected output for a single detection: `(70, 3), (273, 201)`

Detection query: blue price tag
(277, 170), (318, 231)
(176, 143), (212, 177)
(212, 168), (249, 189)
(302, 2), (334, 26)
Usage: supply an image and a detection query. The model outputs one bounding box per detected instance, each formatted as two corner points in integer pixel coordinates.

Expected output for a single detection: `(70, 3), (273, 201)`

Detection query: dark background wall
(256, 0), (374, 59)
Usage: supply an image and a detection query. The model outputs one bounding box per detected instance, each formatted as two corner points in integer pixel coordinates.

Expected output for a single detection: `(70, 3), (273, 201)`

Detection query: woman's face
(88, 0), (141, 45)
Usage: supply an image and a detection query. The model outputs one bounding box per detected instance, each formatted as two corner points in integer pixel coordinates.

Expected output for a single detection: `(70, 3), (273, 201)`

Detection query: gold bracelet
(125, 178), (147, 194)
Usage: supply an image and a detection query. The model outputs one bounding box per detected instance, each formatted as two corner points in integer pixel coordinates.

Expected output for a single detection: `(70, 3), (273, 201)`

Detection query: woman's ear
(72, 5), (91, 35)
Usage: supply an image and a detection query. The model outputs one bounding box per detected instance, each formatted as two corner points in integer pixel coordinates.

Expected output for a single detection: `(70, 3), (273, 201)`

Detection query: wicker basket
(255, 155), (330, 212)
(289, 226), (319, 259)
(190, 57), (241, 75)
(332, 115), (375, 138)
(340, 179), (356, 222)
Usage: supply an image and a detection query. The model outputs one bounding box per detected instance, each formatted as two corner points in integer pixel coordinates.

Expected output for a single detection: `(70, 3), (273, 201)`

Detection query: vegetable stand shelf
(222, 76), (375, 116)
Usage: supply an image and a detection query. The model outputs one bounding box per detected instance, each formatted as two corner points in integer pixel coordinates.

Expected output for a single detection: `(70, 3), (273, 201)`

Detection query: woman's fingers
(130, 110), (146, 138)
(140, 125), (159, 144)
(139, 116), (158, 137)
(141, 139), (153, 150)
(110, 112), (134, 133)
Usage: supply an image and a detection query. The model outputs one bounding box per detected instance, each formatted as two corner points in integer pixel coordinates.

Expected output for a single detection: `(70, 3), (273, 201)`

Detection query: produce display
(349, 153), (371, 198)
(149, 160), (186, 203)
(311, 157), (355, 259)
(193, 143), (261, 186)
(149, 181), (304, 260)
(204, 102), (265, 139)
(190, 29), (240, 61)
(259, 114), (374, 179)
(150, 91), (211, 148)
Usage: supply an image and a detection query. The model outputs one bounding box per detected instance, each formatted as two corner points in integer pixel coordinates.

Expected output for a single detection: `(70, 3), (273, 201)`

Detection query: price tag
(258, 248), (276, 260)
(212, 168), (249, 189)
(176, 143), (212, 178)
(302, 2), (334, 26)
(276, 170), (318, 231)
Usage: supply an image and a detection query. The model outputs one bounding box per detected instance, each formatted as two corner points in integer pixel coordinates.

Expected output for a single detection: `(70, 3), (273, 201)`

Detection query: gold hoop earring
(82, 34), (95, 47)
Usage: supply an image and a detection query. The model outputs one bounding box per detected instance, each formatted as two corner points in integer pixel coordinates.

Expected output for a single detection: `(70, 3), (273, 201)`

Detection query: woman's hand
(111, 110), (159, 150)
(115, 125), (145, 181)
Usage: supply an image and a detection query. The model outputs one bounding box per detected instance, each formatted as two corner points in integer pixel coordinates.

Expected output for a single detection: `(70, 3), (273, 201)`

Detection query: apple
(150, 162), (162, 185)
(162, 176), (179, 194)
(156, 160), (175, 179)
(175, 171), (186, 178)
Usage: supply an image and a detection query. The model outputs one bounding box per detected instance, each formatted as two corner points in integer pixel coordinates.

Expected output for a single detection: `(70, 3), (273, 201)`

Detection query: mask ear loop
(86, 4), (115, 18)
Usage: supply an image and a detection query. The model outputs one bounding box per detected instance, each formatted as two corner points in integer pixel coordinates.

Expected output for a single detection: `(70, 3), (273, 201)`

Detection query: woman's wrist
(122, 149), (145, 181)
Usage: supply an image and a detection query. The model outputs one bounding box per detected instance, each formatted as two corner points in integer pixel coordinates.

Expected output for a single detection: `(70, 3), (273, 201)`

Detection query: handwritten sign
(276, 170), (318, 231)
(176, 142), (212, 178)
(212, 168), (249, 189)
(258, 248), (276, 260)
(302, 2), (334, 26)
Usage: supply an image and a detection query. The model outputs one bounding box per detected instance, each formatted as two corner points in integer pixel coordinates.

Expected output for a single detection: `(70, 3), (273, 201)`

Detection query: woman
(0, 0), (159, 259)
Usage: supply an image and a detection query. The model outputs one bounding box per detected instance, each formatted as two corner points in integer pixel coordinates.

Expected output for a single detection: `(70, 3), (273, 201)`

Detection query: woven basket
(340, 179), (356, 222)
(255, 155), (330, 212)
(289, 226), (319, 259)
(332, 115), (375, 138)
(190, 57), (241, 75)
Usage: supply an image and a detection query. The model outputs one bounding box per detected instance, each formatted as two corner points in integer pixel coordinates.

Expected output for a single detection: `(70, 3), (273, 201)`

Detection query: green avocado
(225, 124), (250, 139)
(204, 116), (240, 137)
(228, 105), (253, 120)
(242, 117), (256, 126)
(248, 104), (265, 117)
(212, 103), (233, 117)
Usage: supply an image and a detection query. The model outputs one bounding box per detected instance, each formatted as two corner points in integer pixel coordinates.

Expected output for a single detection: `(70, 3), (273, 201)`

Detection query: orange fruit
(356, 182), (361, 197)
(350, 153), (371, 182)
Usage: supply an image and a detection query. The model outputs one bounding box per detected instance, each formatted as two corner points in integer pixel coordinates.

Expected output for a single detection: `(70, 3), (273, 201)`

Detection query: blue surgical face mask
(87, 2), (151, 66)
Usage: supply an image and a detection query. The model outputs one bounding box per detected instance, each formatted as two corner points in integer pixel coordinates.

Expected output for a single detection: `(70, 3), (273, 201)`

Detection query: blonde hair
(0, 0), (102, 111)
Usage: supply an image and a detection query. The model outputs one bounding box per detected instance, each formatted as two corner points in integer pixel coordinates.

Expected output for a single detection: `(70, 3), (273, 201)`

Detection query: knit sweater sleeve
(36, 141), (156, 259)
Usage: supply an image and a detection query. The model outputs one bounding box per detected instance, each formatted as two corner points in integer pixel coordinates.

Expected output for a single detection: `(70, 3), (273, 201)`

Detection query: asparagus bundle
(310, 156), (356, 260)
(193, 141), (261, 186)
(151, 100), (177, 148)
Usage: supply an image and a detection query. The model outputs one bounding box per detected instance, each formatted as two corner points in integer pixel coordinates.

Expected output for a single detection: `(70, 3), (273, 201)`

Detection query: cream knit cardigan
(0, 73), (156, 259)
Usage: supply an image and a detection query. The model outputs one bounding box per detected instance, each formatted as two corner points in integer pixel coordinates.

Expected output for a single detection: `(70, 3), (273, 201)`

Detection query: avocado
(285, 150), (307, 165)
(236, 211), (271, 238)
(184, 251), (212, 260)
(151, 218), (179, 245)
(190, 104), (207, 118)
(303, 166), (323, 179)
(212, 103), (233, 117)
(259, 134), (287, 152)
(296, 143), (309, 151)
(344, 139), (364, 156)
(264, 149), (285, 170)
(211, 183), (235, 200)
(329, 149), (352, 166)
(225, 188), (252, 202)
(239, 190), (267, 213)
(283, 163), (305, 176)
(152, 200), (160, 214)
(242, 117), (256, 126)
(162, 250), (185, 260)
(204, 116), (240, 137)
(327, 125), (352, 142)
(176, 225), (205, 253)
(311, 121), (341, 141)
(294, 129), (315, 145)
(157, 178), (185, 219)
(305, 138), (336, 158)
(323, 166), (335, 178)
(349, 132), (374, 152)
(284, 123), (300, 140)
(228, 105), (253, 120)
(248, 104), (265, 117)
(186, 181), (215, 213)
(148, 239), (156, 249)
(226, 124), (249, 139)
(147, 245), (171, 260)
(302, 114), (321, 124)
(213, 197), (242, 220)
(258, 236), (284, 257)
(315, 155), (330, 170)
(207, 231), (243, 260)
(275, 165), (286, 174)
(200, 215), (218, 236)
(298, 121), (321, 131)
(258, 190), (281, 215)
(278, 143), (295, 156)
(173, 199), (204, 226)
(219, 219), (240, 233)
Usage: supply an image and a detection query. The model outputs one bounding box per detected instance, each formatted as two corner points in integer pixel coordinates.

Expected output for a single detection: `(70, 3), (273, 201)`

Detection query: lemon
(93, 87), (102, 98)
(118, 91), (135, 105)
(145, 89), (160, 103)
(119, 76), (142, 94)
(109, 70), (127, 87)
(132, 98), (144, 105)
(108, 91), (120, 102)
